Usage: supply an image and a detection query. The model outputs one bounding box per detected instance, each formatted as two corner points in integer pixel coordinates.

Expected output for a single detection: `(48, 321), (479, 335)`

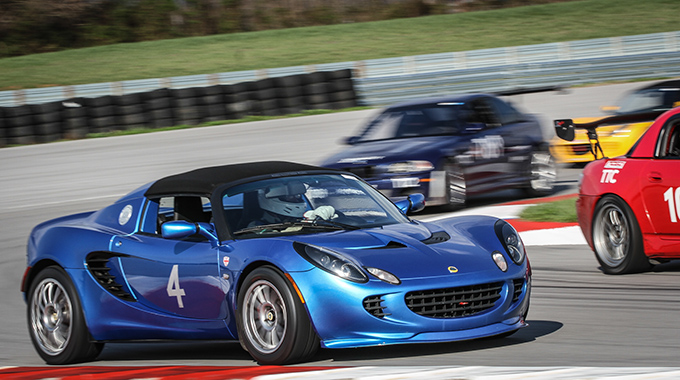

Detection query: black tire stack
(31, 101), (64, 143)
(172, 87), (206, 126)
(327, 69), (358, 110)
(275, 75), (306, 115)
(4, 105), (35, 145)
(202, 85), (227, 122)
(225, 82), (257, 119)
(87, 95), (119, 134)
(117, 93), (147, 130)
(63, 98), (90, 139)
(0, 107), (6, 148)
(0, 69), (359, 147)
(144, 88), (174, 129)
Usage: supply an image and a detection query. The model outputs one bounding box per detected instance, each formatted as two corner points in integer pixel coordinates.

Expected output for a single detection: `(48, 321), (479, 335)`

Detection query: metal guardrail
(1, 31), (679, 108)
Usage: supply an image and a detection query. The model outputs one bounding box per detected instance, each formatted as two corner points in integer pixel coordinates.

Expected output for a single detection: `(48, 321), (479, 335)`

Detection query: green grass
(519, 198), (578, 223)
(1, 0), (679, 90)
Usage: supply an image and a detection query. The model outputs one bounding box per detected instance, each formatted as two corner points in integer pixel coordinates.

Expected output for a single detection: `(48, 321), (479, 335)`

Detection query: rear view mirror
(344, 136), (360, 145)
(554, 119), (575, 141)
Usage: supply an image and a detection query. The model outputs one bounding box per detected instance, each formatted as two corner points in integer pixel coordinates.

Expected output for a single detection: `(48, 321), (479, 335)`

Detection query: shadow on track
(93, 320), (562, 364)
(321, 320), (563, 363)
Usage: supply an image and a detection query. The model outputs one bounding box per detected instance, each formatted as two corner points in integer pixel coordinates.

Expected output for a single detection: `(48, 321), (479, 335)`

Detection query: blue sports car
(321, 94), (556, 208)
(23, 161), (531, 365)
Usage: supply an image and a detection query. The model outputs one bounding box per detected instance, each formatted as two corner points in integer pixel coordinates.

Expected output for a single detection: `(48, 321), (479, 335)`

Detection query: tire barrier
(0, 69), (358, 147)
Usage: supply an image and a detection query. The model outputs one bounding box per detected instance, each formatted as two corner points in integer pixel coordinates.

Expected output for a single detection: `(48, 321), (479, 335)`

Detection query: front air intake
(405, 282), (503, 318)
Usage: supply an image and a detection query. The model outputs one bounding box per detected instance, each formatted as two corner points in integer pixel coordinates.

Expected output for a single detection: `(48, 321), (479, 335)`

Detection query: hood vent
(367, 241), (407, 249)
(421, 231), (450, 245)
(86, 252), (135, 302)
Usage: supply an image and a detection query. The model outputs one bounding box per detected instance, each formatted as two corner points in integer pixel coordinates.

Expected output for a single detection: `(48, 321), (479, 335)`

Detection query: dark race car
(555, 107), (680, 274)
(22, 161), (531, 365)
(321, 94), (556, 208)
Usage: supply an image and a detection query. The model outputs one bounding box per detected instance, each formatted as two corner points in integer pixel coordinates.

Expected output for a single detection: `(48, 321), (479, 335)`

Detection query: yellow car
(550, 80), (680, 164)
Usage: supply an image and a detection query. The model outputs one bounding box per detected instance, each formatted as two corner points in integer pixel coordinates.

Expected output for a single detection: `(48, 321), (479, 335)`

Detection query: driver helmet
(258, 181), (308, 218)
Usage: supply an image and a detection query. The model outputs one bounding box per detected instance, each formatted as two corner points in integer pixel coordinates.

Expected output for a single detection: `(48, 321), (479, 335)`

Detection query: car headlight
(494, 220), (525, 265)
(294, 242), (368, 283)
(365, 267), (401, 285)
(385, 161), (434, 173)
(492, 251), (508, 272)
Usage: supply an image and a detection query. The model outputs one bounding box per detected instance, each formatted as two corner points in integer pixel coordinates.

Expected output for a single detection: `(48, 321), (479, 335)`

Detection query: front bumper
(290, 266), (531, 349)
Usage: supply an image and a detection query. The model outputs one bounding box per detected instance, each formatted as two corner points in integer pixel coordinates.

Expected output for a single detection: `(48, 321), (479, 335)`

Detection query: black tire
(116, 93), (142, 106)
(444, 161), (467, 209)
(202, 94), (224, 105)
(331, 78), (354, 92)
(145, 97), (172, 110)
(304, 82), (328, 96)
(35, 110), (62, 124)
(306, 94), (329, 105)
(277, 86), (303, 98)
(174, 97), (197, 108)
(35, 122), (62, 136)
(303, 72), (327, 85)
(275, 75), (303, 88)
(89, 105), (116, 118)
(202, 85), (225, 97)
(591, 195), (651, 274)
(87, 95), (113, 108)
(524, 150), (557, 197)
(120, 112), (147, 128)
(27, 266), (104, 364)
(119, 104), (145, 116)
(236, 266), (319, 365)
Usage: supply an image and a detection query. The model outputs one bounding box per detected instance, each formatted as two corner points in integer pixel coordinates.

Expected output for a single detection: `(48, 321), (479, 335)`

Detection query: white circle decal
(118, 205), (133, 225)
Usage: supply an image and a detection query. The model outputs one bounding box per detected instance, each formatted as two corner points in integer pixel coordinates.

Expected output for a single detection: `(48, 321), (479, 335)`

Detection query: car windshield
(615, 89), (673, 114)
(355, 103), (467, 143)
(221, 173), (410, 238)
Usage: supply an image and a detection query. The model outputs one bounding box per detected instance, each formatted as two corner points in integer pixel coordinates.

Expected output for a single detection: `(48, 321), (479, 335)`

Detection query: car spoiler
(553, 110), (663, 159)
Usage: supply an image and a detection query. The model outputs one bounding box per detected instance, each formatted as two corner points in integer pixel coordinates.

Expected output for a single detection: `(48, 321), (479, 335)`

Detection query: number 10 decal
(167, 265), (186, 308)
(663, 187), (680, 223)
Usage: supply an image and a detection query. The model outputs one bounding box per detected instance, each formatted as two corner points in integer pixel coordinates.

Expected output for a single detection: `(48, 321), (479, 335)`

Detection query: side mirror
(554, 119), (575, 141)
(161, 221), (219, 247)
(394, 193), (426, 215)
(344, 136), (360, 145)
(161, 220), (197, 239)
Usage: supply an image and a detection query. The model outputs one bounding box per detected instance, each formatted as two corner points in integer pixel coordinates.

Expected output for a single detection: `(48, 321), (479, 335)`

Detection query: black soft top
(144, 161), (329, 197)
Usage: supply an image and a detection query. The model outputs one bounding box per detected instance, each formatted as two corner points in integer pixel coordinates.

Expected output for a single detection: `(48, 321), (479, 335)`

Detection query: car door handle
(648, 171), (663, 182)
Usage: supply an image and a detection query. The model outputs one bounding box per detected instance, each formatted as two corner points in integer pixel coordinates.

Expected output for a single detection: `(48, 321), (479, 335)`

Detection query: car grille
(512, 278), (525, 303)
(363, 295), (390, 318)
(342, 165), (375, 179)
(405, 282), (503, 318)
(86, 252), (135, 301)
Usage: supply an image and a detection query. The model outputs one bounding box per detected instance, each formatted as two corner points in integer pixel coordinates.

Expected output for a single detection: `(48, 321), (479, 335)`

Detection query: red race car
(555, 106), (680, 274)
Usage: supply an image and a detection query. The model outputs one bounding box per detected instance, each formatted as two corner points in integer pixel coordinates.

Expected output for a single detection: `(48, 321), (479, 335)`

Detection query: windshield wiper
(233, 221), (350, 236)
(309, 217), (360, 231)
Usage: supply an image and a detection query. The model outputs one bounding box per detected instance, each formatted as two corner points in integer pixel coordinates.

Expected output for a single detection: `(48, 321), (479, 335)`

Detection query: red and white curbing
(421, 194), (587, 246)
(253, 366), (680, 380)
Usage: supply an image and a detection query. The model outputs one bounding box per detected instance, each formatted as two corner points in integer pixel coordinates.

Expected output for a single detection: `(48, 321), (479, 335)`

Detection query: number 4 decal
(167, 265), (186, 308)
(663, 187), (680, 223)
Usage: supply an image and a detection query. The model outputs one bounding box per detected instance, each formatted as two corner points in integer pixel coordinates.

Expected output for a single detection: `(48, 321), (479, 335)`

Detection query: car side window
(663, 122), (680, 158)
(492, 98), (522, 125)
(466, 98), (501, 129)
(140, 196), (212, 235)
